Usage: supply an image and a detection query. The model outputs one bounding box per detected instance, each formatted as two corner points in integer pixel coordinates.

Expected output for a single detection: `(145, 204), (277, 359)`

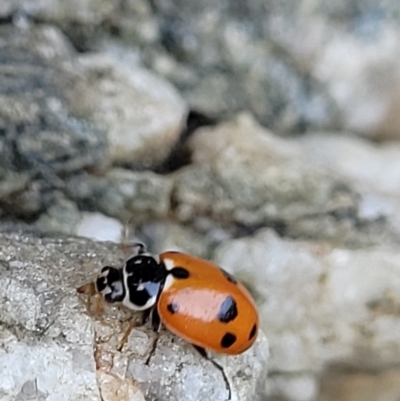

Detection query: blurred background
(1, 1), (400, 400)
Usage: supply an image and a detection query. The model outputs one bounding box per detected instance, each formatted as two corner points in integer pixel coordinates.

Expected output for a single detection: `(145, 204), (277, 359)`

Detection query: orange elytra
(91, 243), (259, 355)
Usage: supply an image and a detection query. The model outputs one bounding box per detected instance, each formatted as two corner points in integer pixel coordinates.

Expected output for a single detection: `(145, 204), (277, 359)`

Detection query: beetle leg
(193, 345), (208, 358)
(141, 308), (152, 325)
(117, 318), (138, 351)
(144, 334), (159, 366)
(150, 308), (161, 332)
(143, 308), (162, 365)
(193, 345), (231, 400)
(77, 281), (96, 295)
(77, 282), (106, 316)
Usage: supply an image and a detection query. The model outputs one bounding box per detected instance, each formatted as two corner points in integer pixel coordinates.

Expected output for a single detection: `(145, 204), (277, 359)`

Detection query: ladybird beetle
(93, 243), (259, 356)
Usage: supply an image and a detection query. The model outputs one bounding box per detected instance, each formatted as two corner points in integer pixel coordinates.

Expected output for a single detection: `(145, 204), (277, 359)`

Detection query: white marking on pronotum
(111, 281), (124, 299)
(163, 258), (175, 271)
(162, 258), (177, 291)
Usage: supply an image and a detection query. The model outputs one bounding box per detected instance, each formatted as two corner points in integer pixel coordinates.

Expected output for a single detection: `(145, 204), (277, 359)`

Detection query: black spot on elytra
(167, 303), (179, 314)
(217, 296), (238, 323)
(171, 267), (190, 279)
(221, 332), (237, 348)
(220, 268), (237, 285)
(249, 323), (257, 340)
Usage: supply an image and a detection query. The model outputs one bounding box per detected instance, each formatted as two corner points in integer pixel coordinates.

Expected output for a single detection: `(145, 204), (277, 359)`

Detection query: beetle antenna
(126, 241), (148, 255)
(121, 241), (149, 265)
(120, 218), (148, 256)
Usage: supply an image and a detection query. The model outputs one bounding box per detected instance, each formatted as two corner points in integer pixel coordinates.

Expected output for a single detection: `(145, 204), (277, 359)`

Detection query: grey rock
(2, 0), (337, 133)
(0, 24), (187, 218)
(311, 21), (400, 140)
(0, 25), (107, 175)
(34, 198), (81, 235)
(269, 373), (319, 401)
(1, 0), (116, 24)
(0, 232), (269, 401)
(138, 221), (213, 259)
(214, 228), (400, 401)
(5, 0), (400, 137)
(0, 23), (75, 60)
(143, 1), (335, 133)
(0, 25), (107, 217)
(66, 168), (174, 223)
(74, 53), (187, 169)
(173, 114), (358, 236)
(0, 233), (101, 401)
(74, 212), (123, 243)
(319, 367), (400, 401)
(266, 2), (400, 139)
(0, 169), (30, 201)
(298, 132), (400, 242)
(150, 0), (400, 137)
(33, 203), (125, 242)
(106, 0), (160, 45)
(126, 326), (268, 401)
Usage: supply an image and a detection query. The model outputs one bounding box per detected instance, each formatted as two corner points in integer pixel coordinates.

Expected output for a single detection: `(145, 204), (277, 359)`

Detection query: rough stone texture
(4, 1), (400, 138)
(299, 133), (400, 240)
(310, 22), (400, 140)
(74, 212), (123, 243)
(0, 232), (269, 401)
(0, 233), (100, 401)
(172, 114), (400, 248)
(0, 24), (186, 218)
(319, 368), (400, 401)
(34, 198), (82, 235)
(0, 0), (117, 24)
(0, 25), (107, 177)
(164, 5), (332, 132)
(145, 0), (400, 138)
(2, 3), (400, 401)
(173, 113), (358, 236)
(214, 229), (400, 401)
(0, 24), (107, 218)
(138, 222), (215, 260)
(35, 203), (124, 244)
(66, 168), (174, 223)
(139, 0), (338, 134)
(265, 4), (400, 140)
(74, 53), (187, 169)
(123, 325), (268, 401)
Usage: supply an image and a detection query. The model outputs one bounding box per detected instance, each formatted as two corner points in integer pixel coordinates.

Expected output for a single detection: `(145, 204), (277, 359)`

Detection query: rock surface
(74, 53), (187, 168)
(0, 232), (269, 401)
(319, 367), (400, 401)
(0, 24), (107, 217)
(74, 212), (123, 243)
(173, 114), (364, 242)
(4, 0), (400, 137)
(214, 229), (400, 400)
(2, 2), (400, 401)
(0, 24), (186, 218)
(66, 168), (174, 223)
